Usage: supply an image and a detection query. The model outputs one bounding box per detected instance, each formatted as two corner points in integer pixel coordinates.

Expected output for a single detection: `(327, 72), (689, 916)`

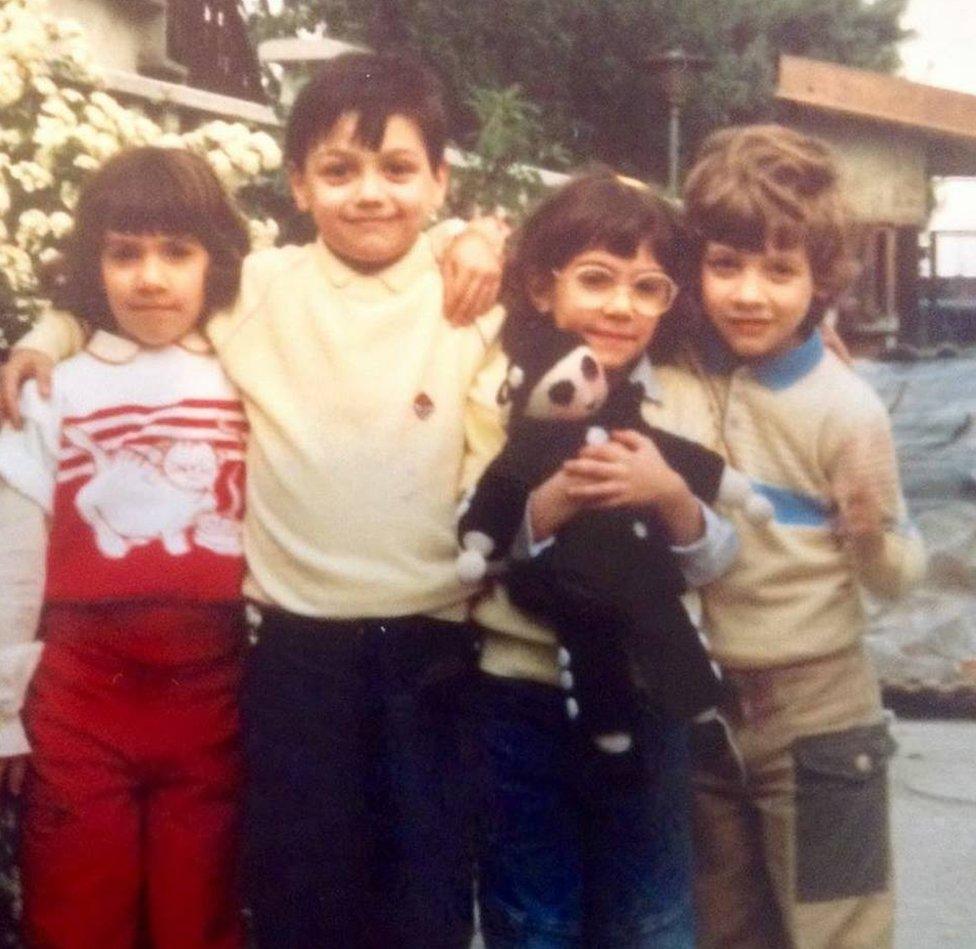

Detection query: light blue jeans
(476, 673), (695, 949)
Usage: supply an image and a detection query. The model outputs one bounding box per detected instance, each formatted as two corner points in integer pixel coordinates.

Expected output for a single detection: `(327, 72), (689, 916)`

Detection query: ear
(429, 160), (449, 213)
(288, 164), (310, 213)
(527, 271), (554, 314)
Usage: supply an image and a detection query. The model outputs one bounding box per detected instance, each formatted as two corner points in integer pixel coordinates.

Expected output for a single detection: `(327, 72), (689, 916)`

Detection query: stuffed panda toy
(458, 317), (771, 753)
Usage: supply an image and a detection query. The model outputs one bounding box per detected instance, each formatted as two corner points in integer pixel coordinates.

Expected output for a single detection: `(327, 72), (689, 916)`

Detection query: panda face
(524, 344), (608, 420)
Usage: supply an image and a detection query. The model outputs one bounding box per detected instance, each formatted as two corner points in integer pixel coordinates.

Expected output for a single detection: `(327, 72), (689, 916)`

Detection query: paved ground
(890, 717), (976, 948)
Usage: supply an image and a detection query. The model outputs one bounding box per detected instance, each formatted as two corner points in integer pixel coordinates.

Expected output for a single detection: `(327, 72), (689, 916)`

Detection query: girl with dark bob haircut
(51, 146), (250, 329)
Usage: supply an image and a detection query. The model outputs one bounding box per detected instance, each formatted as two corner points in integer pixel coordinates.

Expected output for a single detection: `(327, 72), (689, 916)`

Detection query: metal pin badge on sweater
(413, 392), (435, 419)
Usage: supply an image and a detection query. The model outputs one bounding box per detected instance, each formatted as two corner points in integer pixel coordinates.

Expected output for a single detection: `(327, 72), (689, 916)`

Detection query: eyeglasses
(554, 264), (679, 317)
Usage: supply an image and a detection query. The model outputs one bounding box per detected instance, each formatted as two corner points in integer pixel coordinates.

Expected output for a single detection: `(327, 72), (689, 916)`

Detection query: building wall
(787, 111), (929, 228)
(49, 0), (158, 76)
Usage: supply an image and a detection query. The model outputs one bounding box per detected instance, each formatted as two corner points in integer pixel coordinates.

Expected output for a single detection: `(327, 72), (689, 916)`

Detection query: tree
(245, 0), (910, 185)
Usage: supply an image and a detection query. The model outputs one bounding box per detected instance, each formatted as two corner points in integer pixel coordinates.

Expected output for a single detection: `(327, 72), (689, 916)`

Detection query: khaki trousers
(692, 645), (895, 949)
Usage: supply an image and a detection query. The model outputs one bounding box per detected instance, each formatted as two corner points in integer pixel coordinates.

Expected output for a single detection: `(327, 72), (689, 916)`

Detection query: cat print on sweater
(64, 427), (242, 559)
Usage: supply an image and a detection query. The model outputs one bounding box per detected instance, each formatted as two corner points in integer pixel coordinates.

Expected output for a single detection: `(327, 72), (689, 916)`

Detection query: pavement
(890, 717), (976, 948)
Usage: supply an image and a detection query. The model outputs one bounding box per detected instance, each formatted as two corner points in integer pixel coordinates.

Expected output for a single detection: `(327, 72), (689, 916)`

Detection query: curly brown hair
(683, 124), (856, 331)
(50, 147), (250, 331)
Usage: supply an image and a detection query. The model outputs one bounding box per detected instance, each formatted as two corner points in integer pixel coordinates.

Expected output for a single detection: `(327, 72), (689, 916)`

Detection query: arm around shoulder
(14, 309), (86, 361)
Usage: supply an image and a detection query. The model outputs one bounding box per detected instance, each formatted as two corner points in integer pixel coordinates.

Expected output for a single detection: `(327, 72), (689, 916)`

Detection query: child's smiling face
(289, 111), (448, 271)
(101, 232), (209, 347)
(530, 245), (678, 373)
(700, 241), (816, 360)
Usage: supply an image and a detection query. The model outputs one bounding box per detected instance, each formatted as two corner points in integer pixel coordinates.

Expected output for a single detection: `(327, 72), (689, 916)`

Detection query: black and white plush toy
(458, 318), (771, 753)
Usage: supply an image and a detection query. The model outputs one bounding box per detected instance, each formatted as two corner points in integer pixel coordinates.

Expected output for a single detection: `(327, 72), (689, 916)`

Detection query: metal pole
(668, 102), (680, 195)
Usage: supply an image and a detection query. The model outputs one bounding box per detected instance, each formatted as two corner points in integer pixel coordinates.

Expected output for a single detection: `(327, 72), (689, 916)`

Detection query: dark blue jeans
(477, 673), (695, 949)
(241, 607), (478, 949)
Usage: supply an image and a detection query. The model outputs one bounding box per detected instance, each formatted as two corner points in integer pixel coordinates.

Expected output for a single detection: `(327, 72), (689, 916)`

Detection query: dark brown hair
(285, 52), (447, 172)
(683, 124), (856, 330)
(51, 146), (250, 330)
(503, 168), (690, 351)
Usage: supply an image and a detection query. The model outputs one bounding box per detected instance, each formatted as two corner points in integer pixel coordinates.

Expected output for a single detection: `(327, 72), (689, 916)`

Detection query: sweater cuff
(0, 719), (30, 758)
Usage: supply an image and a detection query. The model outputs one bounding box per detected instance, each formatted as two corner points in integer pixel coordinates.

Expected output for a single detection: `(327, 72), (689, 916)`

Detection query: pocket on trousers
(793, 722), (896, 902)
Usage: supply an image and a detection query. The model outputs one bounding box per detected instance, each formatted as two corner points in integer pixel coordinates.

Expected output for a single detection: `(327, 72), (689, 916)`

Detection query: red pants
(21, 604), (244, 949)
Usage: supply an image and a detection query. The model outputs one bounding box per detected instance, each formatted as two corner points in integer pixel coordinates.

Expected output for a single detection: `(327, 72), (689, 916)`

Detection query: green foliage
(448, 85), (569, 219)
(246, 0), (910, 185)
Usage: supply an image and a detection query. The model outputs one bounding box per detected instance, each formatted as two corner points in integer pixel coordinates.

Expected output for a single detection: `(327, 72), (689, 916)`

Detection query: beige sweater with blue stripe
(644, 331), (926, 670)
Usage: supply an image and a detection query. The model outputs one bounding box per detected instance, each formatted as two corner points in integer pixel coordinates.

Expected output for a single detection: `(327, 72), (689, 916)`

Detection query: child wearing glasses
(469, 171), (737, 948)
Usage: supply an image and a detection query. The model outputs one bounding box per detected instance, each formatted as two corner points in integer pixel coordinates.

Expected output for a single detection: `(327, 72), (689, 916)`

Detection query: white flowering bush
(0, 0), (284, 349)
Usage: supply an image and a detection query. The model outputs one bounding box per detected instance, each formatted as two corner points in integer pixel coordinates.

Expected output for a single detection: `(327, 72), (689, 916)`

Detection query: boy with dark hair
(624, 124), (926, 948)
(5, 52), (506, 948)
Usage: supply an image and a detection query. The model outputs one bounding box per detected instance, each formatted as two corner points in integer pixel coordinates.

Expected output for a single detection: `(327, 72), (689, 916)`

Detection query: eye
(632, 274), (674, 306)
(102, 239), (142, 263)
(316, 160), (354, 182)
(766, 259), (800, 281)
(160, 238), (201, 261)
(574, 268), (615, 291)
(705, 254), (739, 276)
(548, 380), (575, 406)
(581, 355), (599, 380)
(383, 159), (420, 179)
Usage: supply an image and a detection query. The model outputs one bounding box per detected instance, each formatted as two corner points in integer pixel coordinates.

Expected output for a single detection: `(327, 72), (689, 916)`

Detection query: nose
(732, 266), (764, 306)
(353, 169), (384, 204)
(135, 253), (166, 291)
(602, 282), (633, 319)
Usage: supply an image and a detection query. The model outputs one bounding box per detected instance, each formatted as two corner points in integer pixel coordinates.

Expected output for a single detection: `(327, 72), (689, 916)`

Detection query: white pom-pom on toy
(457, 530), (496, 582)
(462, 531), (495, 557)
(457, 549), (488, 583)
(585, 426), (609, 446)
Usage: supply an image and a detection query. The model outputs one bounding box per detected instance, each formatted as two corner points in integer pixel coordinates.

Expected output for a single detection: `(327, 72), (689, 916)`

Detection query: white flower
(48, 210), (72, 238)
(59, 180), (79, 209)
(0, 181), (10, 217)
(248, 217), (280, 251)
(9, 161), (53, 193)
(236, 149), (262, 178)
(249, 131), (282, 172)
(1, 241), (39, 291)
(0, 61), (24, 108)
(206, 149), (233, 182)
(72, 153), (99, 171)
(32, 74), (57, 96)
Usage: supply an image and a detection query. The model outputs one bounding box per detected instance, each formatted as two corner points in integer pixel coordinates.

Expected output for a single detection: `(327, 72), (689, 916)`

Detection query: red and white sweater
(0, 330), (247, 753)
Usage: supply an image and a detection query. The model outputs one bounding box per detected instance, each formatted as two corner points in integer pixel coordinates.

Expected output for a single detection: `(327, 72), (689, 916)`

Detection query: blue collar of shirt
(698, 325), (824, 391)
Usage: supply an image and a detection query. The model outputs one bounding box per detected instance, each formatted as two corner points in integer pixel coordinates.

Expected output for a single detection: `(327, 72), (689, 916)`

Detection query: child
(585, 125), (925, 948)
(0, 147), (250, 947)
(470, 171), (738, 948)
(4, 53), (506, 948)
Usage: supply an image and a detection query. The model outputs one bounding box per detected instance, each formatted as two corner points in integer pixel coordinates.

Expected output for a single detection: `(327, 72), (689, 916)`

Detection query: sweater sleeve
(12, 308), (86, 361)
(0, 485), (47, 756)
(459, 306), (508, 493)
(826, 399), (926, 599)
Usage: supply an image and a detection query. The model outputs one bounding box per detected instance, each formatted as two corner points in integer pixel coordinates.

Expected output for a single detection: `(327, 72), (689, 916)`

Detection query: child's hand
(564, 430), (704, 544)
(440, 216), (508, 326)
(1, 349), (53, 429)
(0, 756), (27, 796)
(832, 425), (898, 555)
(565, 430), (687, 508)
(528, 467), (598, 541)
